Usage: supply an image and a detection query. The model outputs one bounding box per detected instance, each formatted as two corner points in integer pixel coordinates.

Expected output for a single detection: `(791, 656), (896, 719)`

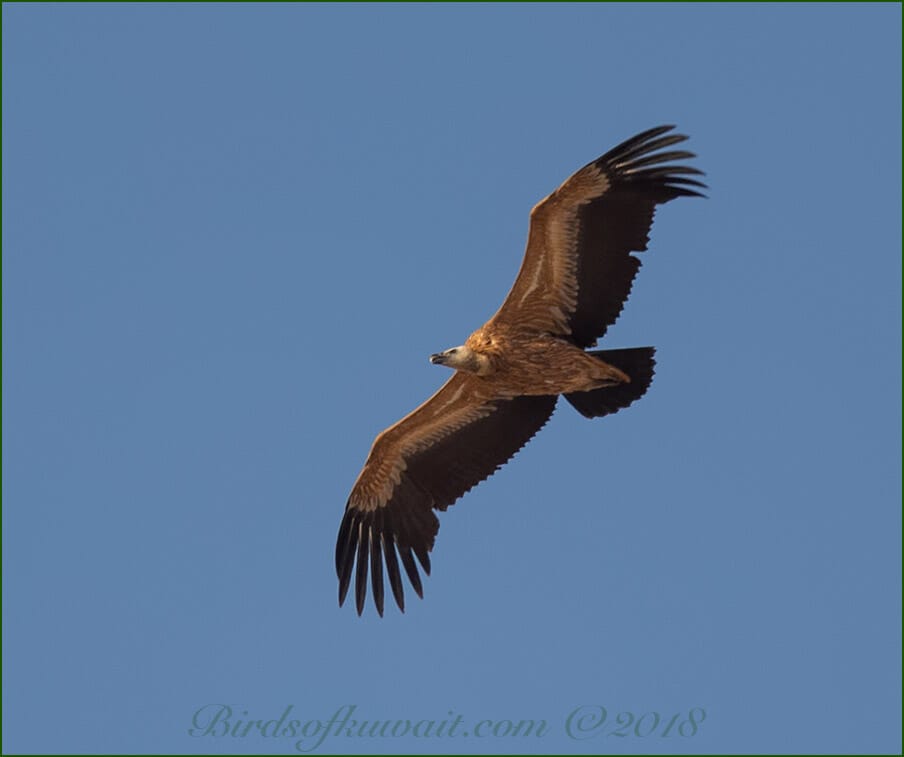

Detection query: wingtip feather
(370, 522), (385, 618)
(354, 523), (369, 616)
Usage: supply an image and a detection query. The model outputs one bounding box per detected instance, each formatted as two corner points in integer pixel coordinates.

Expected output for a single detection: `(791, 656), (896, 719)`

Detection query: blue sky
(2, 3), (901, 754)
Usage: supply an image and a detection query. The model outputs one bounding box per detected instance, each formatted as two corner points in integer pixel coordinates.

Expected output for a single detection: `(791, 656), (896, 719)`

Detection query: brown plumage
(336, 125), (705, 616)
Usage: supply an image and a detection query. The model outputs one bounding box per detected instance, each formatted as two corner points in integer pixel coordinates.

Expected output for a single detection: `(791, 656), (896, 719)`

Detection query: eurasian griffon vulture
(336, 125), (704, 616)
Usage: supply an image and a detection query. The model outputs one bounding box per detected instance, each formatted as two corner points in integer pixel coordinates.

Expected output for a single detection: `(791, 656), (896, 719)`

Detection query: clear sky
(3, 3), (901, 754)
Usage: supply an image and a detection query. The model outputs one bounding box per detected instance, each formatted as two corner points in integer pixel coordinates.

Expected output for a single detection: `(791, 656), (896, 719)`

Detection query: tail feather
(565, 347), (656, 419)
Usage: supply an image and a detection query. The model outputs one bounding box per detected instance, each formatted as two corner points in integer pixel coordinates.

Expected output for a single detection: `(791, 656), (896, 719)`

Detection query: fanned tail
(565, 347), (656, 419)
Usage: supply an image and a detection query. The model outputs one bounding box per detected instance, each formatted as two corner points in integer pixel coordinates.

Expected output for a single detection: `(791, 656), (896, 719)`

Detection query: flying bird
(336, 125), (704, 616)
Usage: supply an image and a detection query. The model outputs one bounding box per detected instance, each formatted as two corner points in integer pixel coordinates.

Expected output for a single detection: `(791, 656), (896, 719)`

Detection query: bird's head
(429, 345), (492, 375)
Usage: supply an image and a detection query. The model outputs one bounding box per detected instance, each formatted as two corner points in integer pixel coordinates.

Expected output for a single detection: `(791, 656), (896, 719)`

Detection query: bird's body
(455, 324), (630, 394)
(335, 125), (705, 616)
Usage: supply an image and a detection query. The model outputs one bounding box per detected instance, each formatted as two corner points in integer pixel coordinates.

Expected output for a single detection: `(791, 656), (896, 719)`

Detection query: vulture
(335, 125), (704, 616)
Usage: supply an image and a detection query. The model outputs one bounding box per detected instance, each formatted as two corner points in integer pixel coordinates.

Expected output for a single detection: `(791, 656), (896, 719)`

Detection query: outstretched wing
(336, 373), (557, 616)
(490, 125), (705, 347)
